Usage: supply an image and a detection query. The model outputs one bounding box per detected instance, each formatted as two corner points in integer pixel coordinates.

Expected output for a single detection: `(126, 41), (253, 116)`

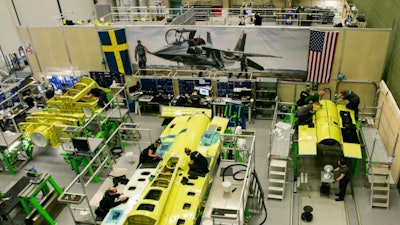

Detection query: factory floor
(1, 114), (400, 225)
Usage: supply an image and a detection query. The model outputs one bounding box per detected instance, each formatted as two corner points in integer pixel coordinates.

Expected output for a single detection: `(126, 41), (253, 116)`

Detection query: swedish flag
(98, 29), (132, 75)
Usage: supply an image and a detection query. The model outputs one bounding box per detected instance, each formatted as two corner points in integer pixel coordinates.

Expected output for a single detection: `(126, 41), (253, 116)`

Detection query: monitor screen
(199, 87), (210, 96)
(129, 83), (141, 94)
(72, 138), (91, 152)
(37, 85), (44, 92)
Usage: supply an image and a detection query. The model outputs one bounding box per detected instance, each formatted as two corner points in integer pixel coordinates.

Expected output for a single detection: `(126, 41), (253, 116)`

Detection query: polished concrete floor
(1, 113), (400, 225)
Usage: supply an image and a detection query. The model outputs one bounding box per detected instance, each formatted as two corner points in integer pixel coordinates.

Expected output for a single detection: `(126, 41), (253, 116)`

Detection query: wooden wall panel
(378, 81), (400, 182)
(339, 29), (390, 81)
(63, 27), (104, 71)
(28, 27), (70, 69)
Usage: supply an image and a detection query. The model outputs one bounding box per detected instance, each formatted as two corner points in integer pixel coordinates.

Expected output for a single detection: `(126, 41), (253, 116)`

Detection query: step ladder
(370, 165), (390, 209)
(247, 171), (265, 214)
(267, 158), (287, 200)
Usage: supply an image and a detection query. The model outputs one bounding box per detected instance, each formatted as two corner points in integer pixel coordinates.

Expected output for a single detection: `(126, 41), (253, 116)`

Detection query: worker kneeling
(185, 147), (209, 174)
(95, 187), (128, 220)
(137, 139), (162, 168)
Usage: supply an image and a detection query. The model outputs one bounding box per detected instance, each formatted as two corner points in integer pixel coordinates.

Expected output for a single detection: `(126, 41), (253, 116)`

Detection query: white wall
(0, 0), (96, 56)
(0, 0), (22, 54)
(60, 0), (95, 23)
(13, 0), (61, 26)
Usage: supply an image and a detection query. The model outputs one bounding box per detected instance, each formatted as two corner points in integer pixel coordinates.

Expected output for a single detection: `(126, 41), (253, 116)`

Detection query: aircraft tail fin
(234, 32), (247, 52)
(247, 58), (264, 70)
(207, 32), (213, 45)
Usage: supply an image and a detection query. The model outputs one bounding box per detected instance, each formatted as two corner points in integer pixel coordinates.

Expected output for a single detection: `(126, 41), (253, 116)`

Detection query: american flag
(307, 30), (339, 83)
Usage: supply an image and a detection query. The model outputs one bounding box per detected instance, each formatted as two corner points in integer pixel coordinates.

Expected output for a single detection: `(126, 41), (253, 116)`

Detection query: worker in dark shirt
(185, 148), (209, 173)
(333, 158), (350, 201)
(137, 139), (162, 168)
(96, 186), (128, 219)
(23, 90), (35, 109)
(295, 101), (315, 127)
(176, 92), (192, 107)
(253, 10), (262, 26)
(190, 90), (201, 108)
(61, 83), (69, 95)
(86, 88), (109, 108)
(45, 85), (55, 99)
(338, 90), (360, 121)
(304, 90), (325, 104)
(296, 87), (311, 106)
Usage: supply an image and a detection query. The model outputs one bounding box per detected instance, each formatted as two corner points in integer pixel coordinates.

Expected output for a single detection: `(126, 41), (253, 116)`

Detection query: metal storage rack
(254, 77), (277, 120)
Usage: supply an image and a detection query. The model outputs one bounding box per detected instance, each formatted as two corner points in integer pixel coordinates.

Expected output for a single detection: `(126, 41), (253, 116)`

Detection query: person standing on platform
(333, 158), (350, 201)
(253, 10), (262, 26)
(237, 54), (248, 79)
(337, 90), (360, 121)
(134, 40), (152, 75)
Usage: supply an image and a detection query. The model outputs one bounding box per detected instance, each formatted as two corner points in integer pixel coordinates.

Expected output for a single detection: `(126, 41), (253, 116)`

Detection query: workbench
(212, 97), (253, 124)
(270, 122), (294, 159)
(0, 176), (30, 224)
(0, 132), (30, 175)
(360, 127), (389, 164)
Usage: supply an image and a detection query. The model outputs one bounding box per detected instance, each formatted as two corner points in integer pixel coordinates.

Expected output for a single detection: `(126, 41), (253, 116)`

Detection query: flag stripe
(307, 30), (338, 83)
(98, 29), (133, 75)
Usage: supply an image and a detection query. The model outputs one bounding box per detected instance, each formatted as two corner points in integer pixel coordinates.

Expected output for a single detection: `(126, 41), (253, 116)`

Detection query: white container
(125, 152), (135, 163)
(222, 181), (232, 193)
(80, 210), (90, 220)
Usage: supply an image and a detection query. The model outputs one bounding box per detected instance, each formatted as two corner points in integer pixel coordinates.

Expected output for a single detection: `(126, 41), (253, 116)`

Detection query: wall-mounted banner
(125, 26), (310, 73)
(98, 29), (133, 75)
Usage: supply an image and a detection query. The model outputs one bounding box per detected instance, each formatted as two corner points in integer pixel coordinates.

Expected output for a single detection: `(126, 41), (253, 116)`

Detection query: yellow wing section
(337, 104), (362, 159)
(125, 114), (212, 225)
(298, 100), (361, 158)
(159, 117), (228, 225)
(19, 77), (108, 148)
(159, 105), (212, 118)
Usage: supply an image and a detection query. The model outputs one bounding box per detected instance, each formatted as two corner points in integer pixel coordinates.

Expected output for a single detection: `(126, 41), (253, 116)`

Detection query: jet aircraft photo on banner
(152, 28), (281, 70)
(126, 26), (310, 72)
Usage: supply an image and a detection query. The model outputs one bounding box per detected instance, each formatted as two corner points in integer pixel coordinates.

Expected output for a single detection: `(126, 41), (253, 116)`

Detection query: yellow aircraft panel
(298, 125), (317, 155)
(159, 105), (212, 118)
(342, 143), (362, 159)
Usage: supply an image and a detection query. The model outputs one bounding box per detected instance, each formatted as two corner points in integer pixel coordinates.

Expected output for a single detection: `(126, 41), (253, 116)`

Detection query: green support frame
(18, 174), (63, 225)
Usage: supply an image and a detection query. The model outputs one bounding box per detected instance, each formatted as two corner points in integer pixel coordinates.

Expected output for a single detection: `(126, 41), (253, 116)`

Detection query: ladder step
(268, 186), (284, 192)
(371, 202), (389, 208)
(370, 167), (390, 175)
(372, 186), (390, 191)
(267, 194), (283, 200)
(270, 171), (286, 176)
(270, 159), (287, 168)
(269, 178), (285, 183)
(372, 194), (389, 199)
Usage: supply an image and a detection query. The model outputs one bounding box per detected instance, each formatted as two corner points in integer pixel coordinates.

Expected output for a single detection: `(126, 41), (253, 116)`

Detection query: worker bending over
(304, 90), (325, 105)
(296, 87), (311, 106)
(337, 90), (360, 121)
(295, 101), (316, 128)
(85, 88), (109, 108)
(185, 147), (209, 173)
